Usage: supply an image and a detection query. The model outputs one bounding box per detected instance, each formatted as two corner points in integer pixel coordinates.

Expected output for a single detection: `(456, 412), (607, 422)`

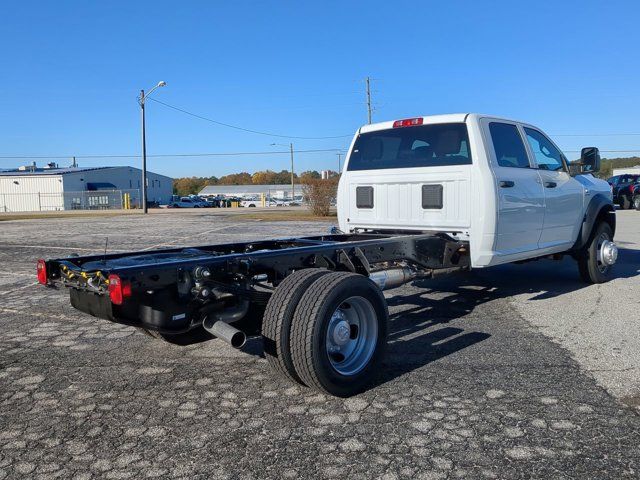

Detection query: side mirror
(580, 147), (601, 174)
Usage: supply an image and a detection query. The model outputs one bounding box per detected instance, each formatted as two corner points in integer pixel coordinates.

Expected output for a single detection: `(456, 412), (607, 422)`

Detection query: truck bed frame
(42, 232), (469, 335)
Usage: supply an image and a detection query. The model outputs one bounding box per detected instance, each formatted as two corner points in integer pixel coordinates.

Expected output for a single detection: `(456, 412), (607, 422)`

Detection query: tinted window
(489, 122), (530, 168)
(347, 123), (471, 171)
(523, 127), (565, 171)
(619, 175), (640, 185)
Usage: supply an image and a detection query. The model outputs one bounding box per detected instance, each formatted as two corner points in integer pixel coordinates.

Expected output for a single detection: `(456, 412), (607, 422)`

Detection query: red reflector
(393, 117), (424, 128)
(37, 259), (47, 285)
(108, 274), (131, 305)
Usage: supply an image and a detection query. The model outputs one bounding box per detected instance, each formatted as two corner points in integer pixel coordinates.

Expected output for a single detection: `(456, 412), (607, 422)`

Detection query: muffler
(369, 267), (416, 290)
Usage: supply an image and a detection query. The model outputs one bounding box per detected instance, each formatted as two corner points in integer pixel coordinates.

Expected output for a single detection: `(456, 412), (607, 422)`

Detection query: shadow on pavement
(370, 245), (640, 389)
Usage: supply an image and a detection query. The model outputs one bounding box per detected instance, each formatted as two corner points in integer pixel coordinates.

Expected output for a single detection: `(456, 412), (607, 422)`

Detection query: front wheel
(633, 195), (640, 211)
(290, 272), (388, 397)
(577, 222), (617, 284)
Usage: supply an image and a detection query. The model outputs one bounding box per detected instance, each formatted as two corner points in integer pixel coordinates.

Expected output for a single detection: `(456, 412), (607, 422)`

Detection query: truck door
(522, 127), (584, 249)
(483, 120), (545, 255)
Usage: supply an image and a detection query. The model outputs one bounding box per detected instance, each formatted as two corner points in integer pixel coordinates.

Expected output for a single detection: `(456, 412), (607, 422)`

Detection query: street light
(138, 81), (167, 213)
(271, 142), (295, 201)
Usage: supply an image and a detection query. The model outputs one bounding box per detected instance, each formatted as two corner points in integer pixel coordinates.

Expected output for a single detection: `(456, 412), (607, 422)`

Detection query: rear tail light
(37, 259), (47, 285)
(108, 274), (132, 305)
(393, 117), (424, 128)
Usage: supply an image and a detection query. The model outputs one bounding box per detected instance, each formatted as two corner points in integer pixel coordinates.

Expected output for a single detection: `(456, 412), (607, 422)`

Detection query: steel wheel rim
(325, 296), (378, 376)
(595, 232), (611, 274)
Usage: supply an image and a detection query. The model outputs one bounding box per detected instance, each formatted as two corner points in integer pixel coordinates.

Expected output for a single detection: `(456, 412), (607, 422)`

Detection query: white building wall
(612, 166), (640, 176)
(0, 176), (64, 212)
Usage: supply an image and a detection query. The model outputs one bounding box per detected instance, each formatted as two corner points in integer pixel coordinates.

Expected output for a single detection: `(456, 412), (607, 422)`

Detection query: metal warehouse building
(0, 165), (173, 212)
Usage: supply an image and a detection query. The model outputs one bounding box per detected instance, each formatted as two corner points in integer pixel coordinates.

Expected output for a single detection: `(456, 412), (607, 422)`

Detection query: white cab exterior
(338, 114), (612, 268)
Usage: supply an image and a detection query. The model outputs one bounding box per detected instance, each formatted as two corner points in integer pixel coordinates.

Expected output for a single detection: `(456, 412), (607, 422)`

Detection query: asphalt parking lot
(1, 210), (639, 479)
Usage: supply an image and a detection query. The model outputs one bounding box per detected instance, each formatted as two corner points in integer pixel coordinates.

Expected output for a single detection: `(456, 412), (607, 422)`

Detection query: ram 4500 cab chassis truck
(38, 114), (618, 397)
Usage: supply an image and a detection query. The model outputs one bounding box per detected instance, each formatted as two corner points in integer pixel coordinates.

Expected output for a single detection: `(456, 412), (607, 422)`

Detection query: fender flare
(572, 193), (616, 251)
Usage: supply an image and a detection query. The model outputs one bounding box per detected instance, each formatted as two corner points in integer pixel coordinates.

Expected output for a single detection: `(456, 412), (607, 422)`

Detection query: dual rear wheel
(262, 270), (388, 397)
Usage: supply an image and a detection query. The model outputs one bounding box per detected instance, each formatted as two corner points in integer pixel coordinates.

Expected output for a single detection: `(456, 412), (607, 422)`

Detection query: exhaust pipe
(369, 267), (416, 291)
(204, 319), (246, 349)
(202, 299), (249, 348)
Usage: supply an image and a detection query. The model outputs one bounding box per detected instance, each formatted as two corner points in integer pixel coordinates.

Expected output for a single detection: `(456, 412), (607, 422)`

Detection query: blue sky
(1, 0), (639, 178)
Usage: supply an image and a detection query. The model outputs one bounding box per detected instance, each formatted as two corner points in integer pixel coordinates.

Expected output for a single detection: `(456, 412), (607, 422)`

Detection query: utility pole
(337, 153), (342, 172)
(366, 76), (373, 124)
(137, 81), (166, 214)
(140, 89), (148, 214)
(289, 143), (295, 200)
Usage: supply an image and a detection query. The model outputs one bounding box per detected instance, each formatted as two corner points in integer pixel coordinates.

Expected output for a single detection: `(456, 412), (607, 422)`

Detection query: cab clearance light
(393, 117), (424, 128)
(108, 274), (132, 305)
(37, 259), (47, 285)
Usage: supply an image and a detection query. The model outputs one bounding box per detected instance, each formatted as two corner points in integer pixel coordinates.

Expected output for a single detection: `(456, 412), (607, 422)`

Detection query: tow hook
(600, 240), (618, 266)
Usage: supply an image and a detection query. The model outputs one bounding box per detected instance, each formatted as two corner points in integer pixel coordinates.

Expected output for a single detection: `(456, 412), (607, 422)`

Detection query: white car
(240, 198), (261, 208)
(170, 197), (208, 208)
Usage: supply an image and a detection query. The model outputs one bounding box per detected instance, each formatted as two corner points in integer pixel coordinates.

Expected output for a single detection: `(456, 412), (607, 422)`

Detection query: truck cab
(338, 114), (615, 270)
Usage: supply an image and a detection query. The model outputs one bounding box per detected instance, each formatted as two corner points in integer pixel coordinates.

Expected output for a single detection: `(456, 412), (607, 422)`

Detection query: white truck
(38, 114), (617, 397)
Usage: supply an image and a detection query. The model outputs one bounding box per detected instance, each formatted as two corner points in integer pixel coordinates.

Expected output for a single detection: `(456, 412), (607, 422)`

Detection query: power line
(1, 147), (638, 161)
(552, 133), (640, 137)
(0, 148), (346, 161)
(148, 98), (352, 140)
(563, 149), (640, 153)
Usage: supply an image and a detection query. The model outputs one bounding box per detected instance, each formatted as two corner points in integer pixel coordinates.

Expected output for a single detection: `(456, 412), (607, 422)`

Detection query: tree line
(173, 169), (337, 196)
(597, 156), (640, 179)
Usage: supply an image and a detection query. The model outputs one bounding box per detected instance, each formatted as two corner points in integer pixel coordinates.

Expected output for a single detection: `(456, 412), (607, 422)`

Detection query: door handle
(499, 180), (515, 188)
(544, 181), (557, 188)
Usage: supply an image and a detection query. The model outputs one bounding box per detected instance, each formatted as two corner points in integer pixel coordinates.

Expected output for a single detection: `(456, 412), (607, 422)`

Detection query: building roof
(0, 166), (173, 180)
(0, 167), (111, 177)
(199, 184), (293, 196)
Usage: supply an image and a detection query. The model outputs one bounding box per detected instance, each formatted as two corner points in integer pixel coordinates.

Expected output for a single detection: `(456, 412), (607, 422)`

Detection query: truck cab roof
(359, 113), (519, 134)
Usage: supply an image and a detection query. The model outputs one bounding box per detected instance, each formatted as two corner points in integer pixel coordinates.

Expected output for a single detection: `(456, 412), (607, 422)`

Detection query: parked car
(607, 174), (640, 209)
(240, 197), (261, 208)
(169, 196), (209, 208)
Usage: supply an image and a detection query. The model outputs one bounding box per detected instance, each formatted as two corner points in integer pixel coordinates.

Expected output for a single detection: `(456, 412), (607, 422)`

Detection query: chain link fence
(0, 190), (142, 213)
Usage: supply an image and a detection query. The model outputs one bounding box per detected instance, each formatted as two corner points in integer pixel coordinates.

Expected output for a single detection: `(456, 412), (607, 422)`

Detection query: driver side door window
(523, 128), (565, 171)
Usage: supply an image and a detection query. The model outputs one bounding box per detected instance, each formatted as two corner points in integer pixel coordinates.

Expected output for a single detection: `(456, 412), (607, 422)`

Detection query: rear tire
(290, 272), (388, 397)
(577, 222), (614, 284)
(262, 269), (330, 385)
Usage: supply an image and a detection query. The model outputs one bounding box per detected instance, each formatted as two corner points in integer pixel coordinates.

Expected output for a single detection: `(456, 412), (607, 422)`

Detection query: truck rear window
(347, 123), (472, 171)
